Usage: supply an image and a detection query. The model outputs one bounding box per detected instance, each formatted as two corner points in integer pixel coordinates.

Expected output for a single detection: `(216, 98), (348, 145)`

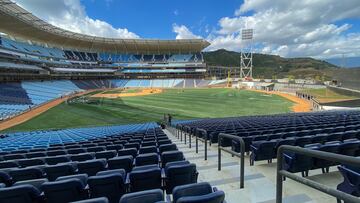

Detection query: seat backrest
(3, 154), (25, 161)
(135, 153), (158, 166)
(25, 152), (46, 159)
(88, 174), (126, 203)
(177, 190), (225, 203)
(129, 167), (161, 192)
(9, 167), (43, 182)
(139, 146), (157, 154)
(41, 178), (86, 203)
(70, 153), (94, 162)
(124, 143), (140, 150)
(95, 151), (117, 160)
(119, 189), (163, 203)
(67, 148), (87, 155)
(161, 151), (184, 168)
(77, 159), (107, 176)
(70, 197), (109, 203)
(45, 155), (70, 165)
(18, 158), (45, 168)
(87, 146), (106, 153)
(47, 150), (67, 157)
(107, 155), (133, 172)
(56, 174), (88, 186)
(44, 163), (76, 181)
(172, 182), (213, 203)
(159, 144), (177, 154)
(0, 160), (19, 169)
(0, 185), (41, 203)
(117, 148), (138, 158)
(106, 144), (123, 151)
(165, 163), (198, 193)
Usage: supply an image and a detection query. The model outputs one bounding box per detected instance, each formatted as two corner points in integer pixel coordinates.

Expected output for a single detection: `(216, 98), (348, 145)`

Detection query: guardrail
(276, 145), (360, 203)
(195, 128), (208, 160)
(218, 133), (245, 188)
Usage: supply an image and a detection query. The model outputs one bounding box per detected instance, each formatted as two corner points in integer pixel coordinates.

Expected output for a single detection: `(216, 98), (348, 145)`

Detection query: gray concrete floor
(165, 129), (343, 203)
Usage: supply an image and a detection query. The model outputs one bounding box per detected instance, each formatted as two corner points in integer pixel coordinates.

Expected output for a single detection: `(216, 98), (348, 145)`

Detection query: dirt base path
(250, 89), (312, 112)
(0, 90), (94, 131)
(92, 88), (163, 98)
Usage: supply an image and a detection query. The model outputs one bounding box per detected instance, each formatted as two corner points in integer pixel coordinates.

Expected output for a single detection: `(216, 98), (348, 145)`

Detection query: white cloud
(172, 24), (202, 39)
(12, 0), (139, 39)
(205, 0), (360, 58)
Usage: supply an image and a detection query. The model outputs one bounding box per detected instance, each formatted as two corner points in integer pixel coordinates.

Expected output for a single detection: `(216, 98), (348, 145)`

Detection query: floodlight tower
(240, 29), (254, 80)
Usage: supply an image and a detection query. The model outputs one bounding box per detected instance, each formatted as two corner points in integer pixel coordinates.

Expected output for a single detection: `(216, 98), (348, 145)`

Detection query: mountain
(325, 57), (360, 68)
(203, 49), (338, 79)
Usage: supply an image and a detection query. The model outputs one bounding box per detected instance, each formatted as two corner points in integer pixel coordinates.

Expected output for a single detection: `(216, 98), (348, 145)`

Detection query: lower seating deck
(164, 129), (346, 203)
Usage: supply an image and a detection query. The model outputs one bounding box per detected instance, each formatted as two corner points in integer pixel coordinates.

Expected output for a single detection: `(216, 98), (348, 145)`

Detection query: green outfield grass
(4, 89), (294, 132)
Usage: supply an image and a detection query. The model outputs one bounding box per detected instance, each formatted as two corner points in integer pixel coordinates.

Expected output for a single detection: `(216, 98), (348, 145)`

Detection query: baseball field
(4, 88), (296, 132)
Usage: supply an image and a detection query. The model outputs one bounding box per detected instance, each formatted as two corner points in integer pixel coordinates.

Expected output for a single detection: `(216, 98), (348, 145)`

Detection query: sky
(11, 0), (360, 59)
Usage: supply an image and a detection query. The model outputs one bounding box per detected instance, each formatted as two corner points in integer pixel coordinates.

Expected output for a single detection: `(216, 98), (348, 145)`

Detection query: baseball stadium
(0, 0), (359, 203)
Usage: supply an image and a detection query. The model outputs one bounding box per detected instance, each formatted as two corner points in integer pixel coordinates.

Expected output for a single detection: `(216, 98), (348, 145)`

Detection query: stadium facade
(0, 0), (210, 81)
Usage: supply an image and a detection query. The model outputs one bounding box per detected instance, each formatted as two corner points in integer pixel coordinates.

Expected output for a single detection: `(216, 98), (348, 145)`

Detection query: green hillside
(203, 49), (337, 79)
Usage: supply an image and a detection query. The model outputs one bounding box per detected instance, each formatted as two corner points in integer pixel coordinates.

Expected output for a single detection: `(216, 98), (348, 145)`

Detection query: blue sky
(82, 0), (243, 39)
(12, 0), (360, 60)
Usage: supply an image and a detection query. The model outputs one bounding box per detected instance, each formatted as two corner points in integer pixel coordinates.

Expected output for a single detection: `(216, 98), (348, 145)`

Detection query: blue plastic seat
(95, 150), (117, 160)
(164, 162), (198, 193)
(172, 182), (224, 203)
(70, 197), (109, 203)
(9, 167), (43, 182)
(250, 141), (277, 165)
(45, 155), (70, 165)
(139, 146), (157, 154)
(67, 148), (87, 155)
(159, 144), (177, 154)
(41, 178), (87, 203)
(25, 152), (46, 159)
(44, 163), (76, 181)
(107, 155), (134, 172)
(56, 174), (88, 186)
(119, 189), (164, 203)
(313, 143), (341, 173)
(88, 173), (126, 203)
(70, 153), (94, 162)
(161, 151), (184, 168)
(0, 185), (42, 203)
(117, 148), (138, 158)
(18, 158), (45, 168)
(129, 166), (162, 192)
(337, 165), (360, 198)
(135, 153), (159, 166)
(77, 159), (107, 176)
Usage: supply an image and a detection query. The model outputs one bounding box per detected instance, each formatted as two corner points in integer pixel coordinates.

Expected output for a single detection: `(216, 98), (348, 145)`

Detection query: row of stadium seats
(175, 111), (360, 200)
(0, 36), (203, 64)
(0, 125), (226, 203)
(282, 140), (360, 176)
(0, 123), (158, 151)
(175, 110), (360, 145)
(0, 182), (224, 203)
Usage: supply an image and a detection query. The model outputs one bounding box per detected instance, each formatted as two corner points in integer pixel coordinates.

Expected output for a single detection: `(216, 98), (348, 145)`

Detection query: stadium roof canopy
(0, 0), (210, 54)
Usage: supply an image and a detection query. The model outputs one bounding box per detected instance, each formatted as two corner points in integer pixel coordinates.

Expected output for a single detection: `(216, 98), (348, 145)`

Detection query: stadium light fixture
(240, 28), (254, 80)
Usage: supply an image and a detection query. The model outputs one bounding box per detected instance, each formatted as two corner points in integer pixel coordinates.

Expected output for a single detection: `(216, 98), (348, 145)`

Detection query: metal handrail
(195, 128), (208, 160)
(218, 133), (245, 188)
(276, 145), (360, 203)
